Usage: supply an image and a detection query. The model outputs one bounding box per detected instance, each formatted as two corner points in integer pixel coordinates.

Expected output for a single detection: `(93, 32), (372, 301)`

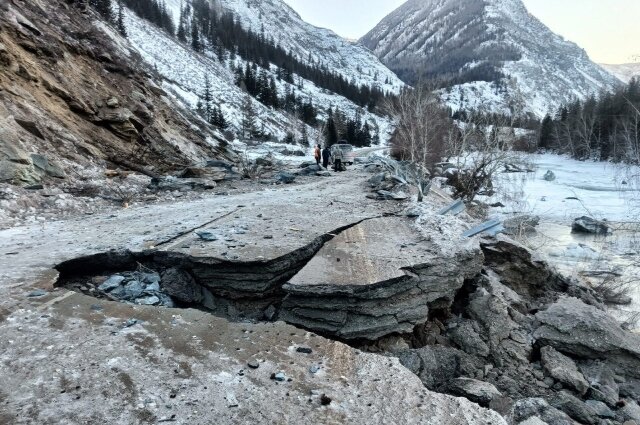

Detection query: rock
(296, 347), (312, 354)
(316, 171), (331, 177)
(401, 346), (482, 390)
(518, 417), (548, 425)
(123, 280), (145, 300)
(106, 97), (119, 108)
(448, 319), (491, 357)
(572, 216), (610, 235)
(320, 394), (332, 406)
(540, 346), (589, 395)
(98, 275), (126, 292)
(27, 289), (47, 298)
(580, 361), (620, 407)
(247, 360), (260, 369)
(621, 379), (640, 400)
(136, 296), (160, 306)
(0, 160), (41, 185)
(160, 268), (203, 304)
(309, 365), (320, 374)
(550, 390), (602, 425)
(14, 118), (45, 140)
(205, 160), (234, 171)
(621, 401), (640, 423)
(30, 154), (66, 179)
(275, 172), (296, 184)
(263, 305), (277, 321)
(543, 170), (556, 181)
(373, 190), (408, 201)
(511, 397), (574, 425)
(195, 231), (219, 242)
(584, 400), (615, 418)
(534, 297), (640, 379)
(444, 378), (502, 407)
(273, 372), (286, 382)
(296, 164), (322, 176)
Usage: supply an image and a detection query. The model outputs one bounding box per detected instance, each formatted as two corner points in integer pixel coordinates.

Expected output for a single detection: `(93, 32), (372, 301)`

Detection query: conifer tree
(177, 4), (187, 42)
(202, 75), (213, 120)
(191, 24), (201, 52)
(241, 95), (257, 139)
(116, 0), (127, 38)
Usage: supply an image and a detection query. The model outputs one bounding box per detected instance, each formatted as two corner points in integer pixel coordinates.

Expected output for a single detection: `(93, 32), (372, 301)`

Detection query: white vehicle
(331, 143), (356, 165)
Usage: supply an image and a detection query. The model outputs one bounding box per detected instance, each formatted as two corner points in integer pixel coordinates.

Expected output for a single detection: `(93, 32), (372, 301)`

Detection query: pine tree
(300, 123), (309, 146)
(241, 95), (256, 139)
(116, 0), (127, 38)
(202, 75), (213, 121)
(177, 4), (187, 42)
(191, 23), (201, 52)
(90, 0), (113, 22)
(325, 108), (338, 146)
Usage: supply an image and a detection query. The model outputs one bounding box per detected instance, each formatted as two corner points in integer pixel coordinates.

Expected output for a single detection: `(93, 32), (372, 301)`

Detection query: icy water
(486, 154), (640, 330)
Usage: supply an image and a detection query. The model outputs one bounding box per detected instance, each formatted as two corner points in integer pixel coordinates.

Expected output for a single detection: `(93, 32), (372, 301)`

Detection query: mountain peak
(362, 0), (620, 117)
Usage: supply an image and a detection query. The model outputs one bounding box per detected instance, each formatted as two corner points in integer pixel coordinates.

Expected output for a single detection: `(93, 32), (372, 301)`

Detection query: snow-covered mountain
(121, 0), (404, 146)
(600, 63), (640, 83)
(361, 0), (621, 118)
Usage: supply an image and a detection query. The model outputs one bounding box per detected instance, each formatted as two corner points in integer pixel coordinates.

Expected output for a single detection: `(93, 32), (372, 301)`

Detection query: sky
(282, 0), (640, 64)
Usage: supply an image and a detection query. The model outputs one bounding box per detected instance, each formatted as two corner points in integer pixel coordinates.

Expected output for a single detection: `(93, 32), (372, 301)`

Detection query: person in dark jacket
(321, 146), (331, 169)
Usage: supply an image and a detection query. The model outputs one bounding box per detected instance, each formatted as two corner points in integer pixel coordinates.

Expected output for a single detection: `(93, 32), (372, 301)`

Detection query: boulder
(621, 401), (640, 423)
(274, 172), (296, 184)
(534, 297), (640, 378)
(511, 397), (574, 425)
(98, 275), (125, 292)
(123, 280), (144, 300)
(30, 154), (66, 178)
(160, 268), (203, 304)
(584, 400), (615, 419)
(540, 346), (589, 395)
(296, 164), (322, 176)
(549, 391), (601, 425)
(572, 216), (610, 235)
(543, 170), (556, 182)
(448, 319), (491, 357)
(0, 160), (40, 185)
(398, 346), (482, 390)
(579, 361), (620, 407)
(443, 378), (502, 407)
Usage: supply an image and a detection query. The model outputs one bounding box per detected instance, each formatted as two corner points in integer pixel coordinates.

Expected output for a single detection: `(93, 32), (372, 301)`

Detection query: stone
(106, 97), (120, 108)
(448, 319), (490, 357)
(572, 216), (610, 235)
(534, 297), (640, 379)
(273, 372), (286, 382)
(160, 268), (203, 304)
(296, 164), (322, 176)
(309, 365), (320, 374)
(580, 361), (620, 407)
(621, 401), (640, 423)
(275, 172), (296, 184)
(30, 154), (66, 179)
(511, 398), (574, 425)
(123, 280), (145, 300)
(98, 275), (125, 292)
(0, 160), (41, 185)
(550, 391), (601, 425)
(540, 346), (589, 395)
(543, 170), (556, 181)
(444, 378), (502, 407)
(584, 400), (615, 418)
(518, 418), (548, 425)
(263, 305), (277, 321)
(195, 231), (219, 241)
(247, 360), (259, 369)
(143, 282), (160, 294)
(27, 289), (47, 298)
(136, 296), (160, 306)
(296, 347), (312, 354)
(14, 118), (46, 140)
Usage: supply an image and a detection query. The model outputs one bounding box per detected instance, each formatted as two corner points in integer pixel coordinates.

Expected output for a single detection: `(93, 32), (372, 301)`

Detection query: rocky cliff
(0, 0), (233, 189)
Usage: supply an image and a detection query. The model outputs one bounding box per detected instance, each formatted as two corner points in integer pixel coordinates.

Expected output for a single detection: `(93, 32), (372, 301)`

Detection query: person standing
(322, 145), (331, 169)
(314, 145), (321, 166)
(333, 146), (344, 172)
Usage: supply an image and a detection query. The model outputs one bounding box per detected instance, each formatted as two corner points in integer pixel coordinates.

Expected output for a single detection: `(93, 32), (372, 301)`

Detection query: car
(331, 143), (356, 165)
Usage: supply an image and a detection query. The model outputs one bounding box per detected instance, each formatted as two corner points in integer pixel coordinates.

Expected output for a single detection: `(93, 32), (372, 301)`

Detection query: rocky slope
(361, 0), (621, 117)
(0, 0), (234, 188)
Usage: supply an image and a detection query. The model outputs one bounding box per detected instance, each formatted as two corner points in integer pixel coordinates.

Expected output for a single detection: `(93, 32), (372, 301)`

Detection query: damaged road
(0, 169), (506, 424)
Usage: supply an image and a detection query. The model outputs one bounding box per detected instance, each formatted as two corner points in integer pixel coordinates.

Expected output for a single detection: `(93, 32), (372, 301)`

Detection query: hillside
(122, 0), (405, 147)
(0, 0), (233, 190)
(600, 63), (640, 83)
(361, 0), (620, 117)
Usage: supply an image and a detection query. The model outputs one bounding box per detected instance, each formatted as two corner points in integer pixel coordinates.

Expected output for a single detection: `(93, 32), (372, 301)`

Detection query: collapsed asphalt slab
(0, 169), (506, 424)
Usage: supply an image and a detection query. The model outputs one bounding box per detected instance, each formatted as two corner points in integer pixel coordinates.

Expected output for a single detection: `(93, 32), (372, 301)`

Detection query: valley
(1, 0), (639, 424)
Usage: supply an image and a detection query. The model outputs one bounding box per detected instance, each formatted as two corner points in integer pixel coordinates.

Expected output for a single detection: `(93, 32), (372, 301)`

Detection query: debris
(438, 199), (465, 216)
(462, 219), (503, 238)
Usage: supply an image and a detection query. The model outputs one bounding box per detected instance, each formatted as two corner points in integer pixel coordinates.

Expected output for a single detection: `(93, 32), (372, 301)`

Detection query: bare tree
(384, 83), (451, 168)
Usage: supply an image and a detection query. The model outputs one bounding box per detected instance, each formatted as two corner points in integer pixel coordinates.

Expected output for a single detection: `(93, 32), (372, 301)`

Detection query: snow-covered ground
(484, 153), (640, 330)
